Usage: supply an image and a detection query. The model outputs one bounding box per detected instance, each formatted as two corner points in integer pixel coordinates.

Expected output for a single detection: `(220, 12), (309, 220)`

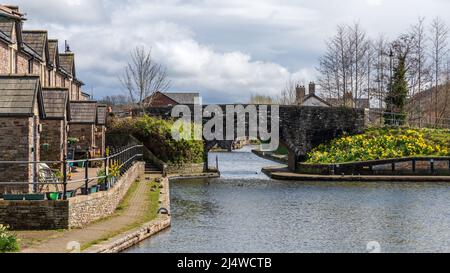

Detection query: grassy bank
(81, 179), (160, 250)
(108, 115), (204, 165)
(307, 127), (450, 164)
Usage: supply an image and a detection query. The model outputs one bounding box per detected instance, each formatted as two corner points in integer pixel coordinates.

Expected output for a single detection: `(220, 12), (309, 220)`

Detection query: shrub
(307, 127), (450, 164)
(0, 225), (20, 253)
(109, 115), (204, 164)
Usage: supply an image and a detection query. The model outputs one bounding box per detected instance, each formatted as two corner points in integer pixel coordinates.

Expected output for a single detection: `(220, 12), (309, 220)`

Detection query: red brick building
(143, 91), (200, 107)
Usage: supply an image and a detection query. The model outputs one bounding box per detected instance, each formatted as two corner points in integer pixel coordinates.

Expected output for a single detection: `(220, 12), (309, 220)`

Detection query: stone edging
(252, 149), (288, 164)
(83, 176), (171, 253)
(262, 166), (450, 182)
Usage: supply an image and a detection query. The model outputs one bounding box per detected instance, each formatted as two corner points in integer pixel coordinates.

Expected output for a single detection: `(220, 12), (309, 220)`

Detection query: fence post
(62, 155), (68, 200)
(412, 159), (416, 173)
(85, 152), (90, 195)
(430, 159), (435, 174)
(105, 149), (109, 189)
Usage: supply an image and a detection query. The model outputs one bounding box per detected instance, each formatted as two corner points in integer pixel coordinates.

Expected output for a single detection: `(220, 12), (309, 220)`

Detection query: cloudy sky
(10, 0), (450, 103)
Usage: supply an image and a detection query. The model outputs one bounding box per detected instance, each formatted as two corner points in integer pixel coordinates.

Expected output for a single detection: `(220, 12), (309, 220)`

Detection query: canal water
(126, 146), (450, 253)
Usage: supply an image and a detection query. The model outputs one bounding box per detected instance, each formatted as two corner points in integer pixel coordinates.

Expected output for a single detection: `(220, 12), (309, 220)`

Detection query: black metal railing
(0, 144), (143, 200)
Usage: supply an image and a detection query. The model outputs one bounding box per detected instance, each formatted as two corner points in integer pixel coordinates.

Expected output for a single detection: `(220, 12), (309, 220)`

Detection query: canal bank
(262, 166), (450, 182)
(125, 147), (450, 253)
(83, 175), (171, 253)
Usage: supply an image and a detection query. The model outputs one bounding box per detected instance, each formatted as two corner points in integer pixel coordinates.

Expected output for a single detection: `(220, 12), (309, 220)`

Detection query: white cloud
(8, 0), (450, 102)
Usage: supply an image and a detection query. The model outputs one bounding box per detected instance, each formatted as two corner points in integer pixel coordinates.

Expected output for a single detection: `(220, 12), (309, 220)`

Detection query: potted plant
(46, 192), (60, 201)
(97, 169), (108, 191)
(89, 185), (99, 194)
(67, 137), (79, 146)
(24, 194), (45, 201)
(108, 162), (123, 186)
(3, 193), (25, 201)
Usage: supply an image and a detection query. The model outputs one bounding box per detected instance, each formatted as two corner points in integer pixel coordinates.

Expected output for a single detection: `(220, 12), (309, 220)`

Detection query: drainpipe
(32, 115), (38, 193)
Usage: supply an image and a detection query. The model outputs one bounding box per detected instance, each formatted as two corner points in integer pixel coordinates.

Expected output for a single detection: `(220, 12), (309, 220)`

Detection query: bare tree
(348, 23), (370, 102)
(99, 95), (133, 107)
(249, 94), (274, 104)
(317, 25), (351, 106)
(430, 17), (449, 124)
(372, 35), (390, 110)
(119, 46), (171, 109)
(317, 23), (373, 108)
(407, 17), (431, 124)
(277, 78), (302, 105)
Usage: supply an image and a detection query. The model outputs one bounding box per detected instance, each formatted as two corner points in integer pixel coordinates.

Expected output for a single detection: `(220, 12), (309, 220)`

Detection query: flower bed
(307, 127), (450, 164)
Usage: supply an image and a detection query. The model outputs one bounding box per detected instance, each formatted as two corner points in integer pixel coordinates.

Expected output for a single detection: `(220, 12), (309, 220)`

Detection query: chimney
(296, 85), (306, 105)
(65, 40), (71, 53)
(309, 82), (316, 95)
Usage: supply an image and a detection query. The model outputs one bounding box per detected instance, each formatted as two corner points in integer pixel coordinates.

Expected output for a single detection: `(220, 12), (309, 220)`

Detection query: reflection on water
(126, 146), (450, 253)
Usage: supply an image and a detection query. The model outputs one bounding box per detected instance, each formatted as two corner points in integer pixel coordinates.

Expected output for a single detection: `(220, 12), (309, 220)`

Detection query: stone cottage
(296, 82), (331, 107)
(40, 88), (69, 163)
(0, 5), (105, 186)
(0, 75), (43, 195)
(68, 101), (98, 157)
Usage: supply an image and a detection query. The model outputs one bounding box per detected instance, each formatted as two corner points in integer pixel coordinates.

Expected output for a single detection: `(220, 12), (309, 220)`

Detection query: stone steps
(145, 162), (162, 175)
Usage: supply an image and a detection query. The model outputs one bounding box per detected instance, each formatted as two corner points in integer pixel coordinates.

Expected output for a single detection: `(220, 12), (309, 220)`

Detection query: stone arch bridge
(145, 105), (366, 171)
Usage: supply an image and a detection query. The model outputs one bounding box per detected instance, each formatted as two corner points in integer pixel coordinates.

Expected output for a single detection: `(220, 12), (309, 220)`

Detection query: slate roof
(0, 20), (14, 39)
(42, 88), (68, 120)
(302, 94), (331, 107)
(96, 104), (107, 125)
(69, 101), (97, 124)
(59, 53), (75, 76)
(163, 92), (200, 105)
(0, 76), (43, 117)
(48, 39), (59, 66)
(22, 30), (47, 59)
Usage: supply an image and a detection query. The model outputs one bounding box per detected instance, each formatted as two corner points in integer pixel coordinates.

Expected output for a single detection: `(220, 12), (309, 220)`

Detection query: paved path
(18, 173), (160, 253)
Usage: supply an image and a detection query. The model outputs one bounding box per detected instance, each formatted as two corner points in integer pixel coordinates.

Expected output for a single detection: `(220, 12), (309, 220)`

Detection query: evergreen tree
(385, 55), (409, 125)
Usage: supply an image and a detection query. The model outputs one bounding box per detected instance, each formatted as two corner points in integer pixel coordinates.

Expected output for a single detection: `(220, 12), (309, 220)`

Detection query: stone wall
(0, 42), (9, 74)
(69, 124), (94, 152)
(0, 117), (33, 194)
(165, 163), (204, 175)
(0, 200), (69, 230)
(31, 59), (40, 76)
(278, 106), (365, 159)
(16, 52), (29, 74)
(41, 119), (65, 162)
(0, 161), (144, 230)
(68, 161), (144, 228)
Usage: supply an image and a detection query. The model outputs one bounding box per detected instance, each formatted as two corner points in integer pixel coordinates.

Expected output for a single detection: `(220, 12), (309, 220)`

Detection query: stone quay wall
(85, 176), (171, 253)
(68, 161), (145, 228)
(165, 163), (204, 175)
